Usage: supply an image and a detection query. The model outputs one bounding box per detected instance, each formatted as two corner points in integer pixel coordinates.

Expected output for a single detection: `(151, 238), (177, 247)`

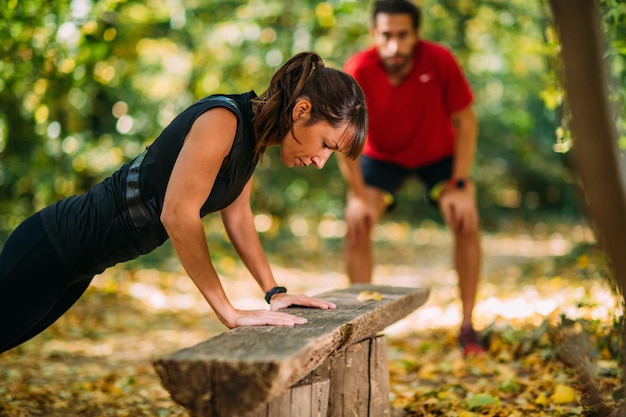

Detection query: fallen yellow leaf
(417, 363), (439, 380)
(551, 384), (577, 404)
(534, 392), (548, 406)
(577, 254), (590, 269)
(436, 389), (458, 401)
(357, 290), (382, 301)
(450, 356), (467, 377)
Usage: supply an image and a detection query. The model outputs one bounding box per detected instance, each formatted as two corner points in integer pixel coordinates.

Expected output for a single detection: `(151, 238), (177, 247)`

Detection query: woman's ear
(292, 98), (312, 121)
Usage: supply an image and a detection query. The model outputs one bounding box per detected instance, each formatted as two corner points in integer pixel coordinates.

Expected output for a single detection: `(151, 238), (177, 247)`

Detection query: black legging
(0, 213), (93, 354)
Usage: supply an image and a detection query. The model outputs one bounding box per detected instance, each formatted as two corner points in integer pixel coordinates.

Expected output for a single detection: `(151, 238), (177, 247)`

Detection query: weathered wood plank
(370, 335), (391, 417)
(153, 284), (429, 417)
(313, 335), (389, 417)
(247, 375), (330, 417)
(314, 338), (369, 417)
(185, 365), (331, 417)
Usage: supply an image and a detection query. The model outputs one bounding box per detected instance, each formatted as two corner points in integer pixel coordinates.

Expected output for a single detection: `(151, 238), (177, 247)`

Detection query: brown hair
(252, 51), (368, 160)
(372, 0), (421, 30)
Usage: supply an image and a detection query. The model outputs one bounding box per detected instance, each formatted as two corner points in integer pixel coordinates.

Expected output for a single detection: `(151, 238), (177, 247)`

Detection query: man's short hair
(371, 0), (422, 30)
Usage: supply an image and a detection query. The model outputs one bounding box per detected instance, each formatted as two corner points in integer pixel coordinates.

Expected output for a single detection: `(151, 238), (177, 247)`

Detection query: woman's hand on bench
(223, 295), (335, 328)
(269, 293), (337, 312)
(228, 309), (309, 328)
(223, 294), (336, 328)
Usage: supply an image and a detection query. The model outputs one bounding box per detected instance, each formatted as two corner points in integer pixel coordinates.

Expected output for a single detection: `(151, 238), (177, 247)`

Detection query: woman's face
(280, 99), (350, 169)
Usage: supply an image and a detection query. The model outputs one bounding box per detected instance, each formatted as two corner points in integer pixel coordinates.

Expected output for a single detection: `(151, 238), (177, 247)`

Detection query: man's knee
(452, 226), (481, 243)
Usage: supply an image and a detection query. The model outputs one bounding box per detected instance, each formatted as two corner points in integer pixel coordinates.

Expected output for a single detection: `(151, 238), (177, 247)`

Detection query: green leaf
(466, 393), (499, 410)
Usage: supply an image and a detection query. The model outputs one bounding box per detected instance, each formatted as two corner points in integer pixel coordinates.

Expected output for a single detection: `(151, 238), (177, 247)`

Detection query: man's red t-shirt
(344, 41), (474, 169)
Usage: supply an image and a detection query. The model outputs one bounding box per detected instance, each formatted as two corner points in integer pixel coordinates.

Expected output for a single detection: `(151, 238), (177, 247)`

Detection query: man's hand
(439, 186), (479, 234)
(344, 196), (377, 246)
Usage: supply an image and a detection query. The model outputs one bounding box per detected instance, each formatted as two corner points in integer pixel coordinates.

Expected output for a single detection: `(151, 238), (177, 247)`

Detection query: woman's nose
(312, 149), (332, 169)
(312, 157), (326, 169)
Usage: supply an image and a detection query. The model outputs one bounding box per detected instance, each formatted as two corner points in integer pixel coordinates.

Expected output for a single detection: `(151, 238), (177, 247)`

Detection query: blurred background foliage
(1, 0), (624, 268)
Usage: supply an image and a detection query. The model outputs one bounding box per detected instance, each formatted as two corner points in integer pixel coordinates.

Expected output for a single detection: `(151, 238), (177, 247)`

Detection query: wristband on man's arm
(430, 178), (472, 202)
(449, 178), (471, 190)
(265, 286), (287, 304)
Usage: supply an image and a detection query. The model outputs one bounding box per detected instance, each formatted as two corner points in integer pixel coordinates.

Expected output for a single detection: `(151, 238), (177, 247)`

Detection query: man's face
(371, 13), (419, 75)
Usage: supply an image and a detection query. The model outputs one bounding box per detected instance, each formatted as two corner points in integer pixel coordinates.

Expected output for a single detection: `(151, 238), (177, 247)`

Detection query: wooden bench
(152, 284), (429, 417)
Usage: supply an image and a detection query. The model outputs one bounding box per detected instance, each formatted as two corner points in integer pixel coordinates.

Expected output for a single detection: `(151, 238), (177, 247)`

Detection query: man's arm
(450, 105), (479, 181)
(439, 104), (479, 234)
(337, 154), (367, 199)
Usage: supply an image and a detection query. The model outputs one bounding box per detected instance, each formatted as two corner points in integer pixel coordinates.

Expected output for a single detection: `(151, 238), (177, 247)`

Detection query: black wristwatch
(450, 178), (470, 190)
(265, 286), (287, 304)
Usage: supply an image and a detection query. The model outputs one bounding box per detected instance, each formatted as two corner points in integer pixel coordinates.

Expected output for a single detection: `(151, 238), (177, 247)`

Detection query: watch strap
(265, 286), (287, 304)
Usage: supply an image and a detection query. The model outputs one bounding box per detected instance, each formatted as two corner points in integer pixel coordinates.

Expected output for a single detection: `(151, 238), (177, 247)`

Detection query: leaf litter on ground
(0, 224), (623, 416)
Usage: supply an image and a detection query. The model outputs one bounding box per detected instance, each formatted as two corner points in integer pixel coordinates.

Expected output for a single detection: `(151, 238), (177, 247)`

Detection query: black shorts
(360, 155), (453, 208)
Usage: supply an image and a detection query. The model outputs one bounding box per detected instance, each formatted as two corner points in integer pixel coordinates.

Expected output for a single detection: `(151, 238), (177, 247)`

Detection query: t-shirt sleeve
(442, 49), (474, 113)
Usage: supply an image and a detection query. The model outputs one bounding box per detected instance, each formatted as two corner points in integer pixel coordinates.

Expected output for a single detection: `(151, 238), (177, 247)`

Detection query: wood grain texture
(313, 335), (390, 417)
(153, 284), (429, 417)
(247, 375), (330, 417)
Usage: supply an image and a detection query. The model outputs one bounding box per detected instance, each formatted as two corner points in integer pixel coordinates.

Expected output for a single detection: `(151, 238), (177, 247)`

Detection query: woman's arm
(220, 179), (336, 311)
(219, 178), (276, 293)
(161, 108), (310, 327)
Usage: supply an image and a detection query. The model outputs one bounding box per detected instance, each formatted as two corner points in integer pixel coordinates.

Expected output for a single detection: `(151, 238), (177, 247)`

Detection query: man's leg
(345, 186), (388, 283)
(453, 224), (485, 356)
(419, 157), (485, 355)
(454, 227), (482, 328)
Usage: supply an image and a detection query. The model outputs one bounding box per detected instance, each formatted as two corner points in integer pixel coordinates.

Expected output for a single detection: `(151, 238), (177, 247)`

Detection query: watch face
(455, 179), (467, 189)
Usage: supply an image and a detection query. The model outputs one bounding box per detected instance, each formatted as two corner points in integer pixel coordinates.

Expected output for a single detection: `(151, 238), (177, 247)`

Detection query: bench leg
(245, 375), (330, 417)
(313, 334), (390, 417)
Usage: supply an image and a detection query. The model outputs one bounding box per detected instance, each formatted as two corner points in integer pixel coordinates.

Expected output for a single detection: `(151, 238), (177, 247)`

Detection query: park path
(257, 223), (602, 336)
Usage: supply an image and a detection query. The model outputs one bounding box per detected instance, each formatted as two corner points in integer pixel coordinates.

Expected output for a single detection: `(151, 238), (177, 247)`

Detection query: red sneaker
(459, 325), (486, 357)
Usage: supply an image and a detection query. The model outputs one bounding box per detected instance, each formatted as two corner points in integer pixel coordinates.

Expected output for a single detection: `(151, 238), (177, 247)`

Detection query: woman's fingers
(269, 294), (336, 311)
(233, 309), (308, 327)
(230, 293), (337, 328)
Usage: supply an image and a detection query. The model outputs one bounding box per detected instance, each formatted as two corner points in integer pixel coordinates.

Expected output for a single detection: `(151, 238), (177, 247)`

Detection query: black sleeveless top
(41, 92), (259, 276)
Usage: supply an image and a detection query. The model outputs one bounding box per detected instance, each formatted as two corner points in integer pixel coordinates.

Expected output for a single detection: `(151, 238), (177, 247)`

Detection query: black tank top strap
(210, 96), (242, 118)
(126, 150), (150, 228)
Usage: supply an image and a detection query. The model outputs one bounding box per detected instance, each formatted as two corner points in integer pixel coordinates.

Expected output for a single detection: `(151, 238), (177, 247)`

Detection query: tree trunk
(549, 0), (626, 297)
(549, 0), (626, 414)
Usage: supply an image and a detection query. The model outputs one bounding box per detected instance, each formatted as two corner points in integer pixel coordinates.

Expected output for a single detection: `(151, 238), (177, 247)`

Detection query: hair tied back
(308, 53), (324, 82)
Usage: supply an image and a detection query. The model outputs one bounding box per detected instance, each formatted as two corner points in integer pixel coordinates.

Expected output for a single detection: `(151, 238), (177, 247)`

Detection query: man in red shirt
(338, 0), (485, 356)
